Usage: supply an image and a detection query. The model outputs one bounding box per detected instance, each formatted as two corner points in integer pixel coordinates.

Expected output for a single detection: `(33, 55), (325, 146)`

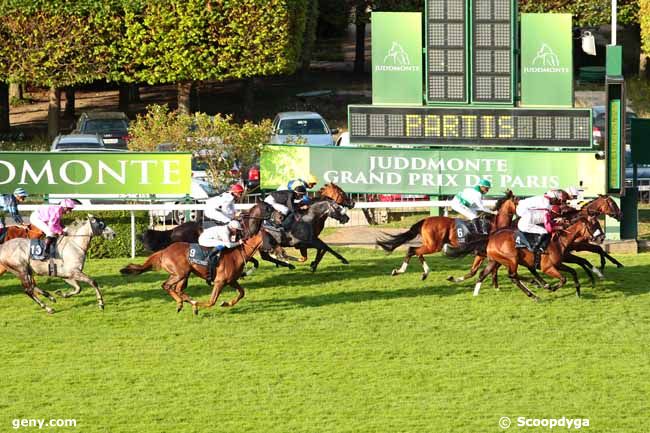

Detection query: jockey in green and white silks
(450, 179), (495, 219)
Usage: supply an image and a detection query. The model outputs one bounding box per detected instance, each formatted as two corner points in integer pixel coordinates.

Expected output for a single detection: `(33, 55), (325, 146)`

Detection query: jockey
(450, 179), (496, 220)
(516, 193), (554, 253)
(0, 188), (28, 230)
(29, 198), (77, 259)
(264, 183), (307, 229)
(565, 186), (584, 200)
(545, 189), (570, 205)
(204, 183), (244, 225)
(198, 219), (244, 285)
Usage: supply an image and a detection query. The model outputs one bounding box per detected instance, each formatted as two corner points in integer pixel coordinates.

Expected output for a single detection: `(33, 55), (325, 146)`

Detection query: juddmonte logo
(523, 43), (570, 73)
(375, 41), (419, 72)
(0, 153), (191, 194)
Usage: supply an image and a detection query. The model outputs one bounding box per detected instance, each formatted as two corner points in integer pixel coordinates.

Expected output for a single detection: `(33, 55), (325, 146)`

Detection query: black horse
(243, 198), (351, 272)
(140, 221), (203, 252)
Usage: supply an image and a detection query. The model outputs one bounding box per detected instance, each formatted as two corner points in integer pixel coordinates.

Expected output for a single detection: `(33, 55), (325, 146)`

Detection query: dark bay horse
(120, 233), (263, 314)
(140, 221), (203, 251)
(474, 216), (604, 301)
(377, 190), (519, 281)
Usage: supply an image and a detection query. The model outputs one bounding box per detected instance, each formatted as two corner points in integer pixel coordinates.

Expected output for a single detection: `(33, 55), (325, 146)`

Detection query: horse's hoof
(49, 296), (57, 303)
(193, 308), (199, 316)
(532, 296), (539, 303)
(220, 301), (229, 307)
(298, 257), (307, 263)
(99, 304), (105, 311)
(54, 290), (63, 296)
(421, 273), (428, 281)
(391, 269), (398, 276)
(45, 307), (55, 314)
(177, 305), (183, 313)
(288, 264), (296, 270)
(342, 259), (349, 265)
(310, 266), (317, 273)
(617, 264), (624, 268)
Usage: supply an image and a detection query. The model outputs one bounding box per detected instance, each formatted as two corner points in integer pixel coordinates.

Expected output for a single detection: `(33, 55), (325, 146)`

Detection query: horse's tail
(120, 250), (163, 275)
(376, 219), (424, 252)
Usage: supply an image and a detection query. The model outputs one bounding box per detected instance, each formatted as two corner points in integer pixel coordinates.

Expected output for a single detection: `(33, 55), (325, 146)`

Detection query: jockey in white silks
(204, 184), (244, 225)
(449, 179), (495, 219)
(198, 219), (244, 284)
(516, 193), (554, 252)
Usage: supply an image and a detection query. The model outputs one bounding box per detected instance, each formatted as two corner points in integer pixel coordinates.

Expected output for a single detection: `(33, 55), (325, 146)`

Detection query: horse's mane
(494, 189), (515, 210)
(66, 219), (88, 232)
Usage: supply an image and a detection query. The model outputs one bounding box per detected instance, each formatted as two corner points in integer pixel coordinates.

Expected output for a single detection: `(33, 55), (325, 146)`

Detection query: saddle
(514, 231), (550, 270)
(455, 216), (490, 245)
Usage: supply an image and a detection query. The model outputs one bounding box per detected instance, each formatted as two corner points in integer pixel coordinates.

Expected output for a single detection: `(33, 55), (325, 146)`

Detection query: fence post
(131, 211), (136, 258)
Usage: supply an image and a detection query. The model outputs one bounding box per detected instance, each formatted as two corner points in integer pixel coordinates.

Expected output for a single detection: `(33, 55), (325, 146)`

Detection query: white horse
(0, 215), (115, 314)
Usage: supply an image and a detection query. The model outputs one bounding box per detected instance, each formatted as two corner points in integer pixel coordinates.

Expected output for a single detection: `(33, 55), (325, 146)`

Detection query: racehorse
(473, 215), (604, 301)
(0, 224), (43, 243)
(562, 195), (623, 275)
(242, 183), (354, 269)
(120, 233), (264, 314)
(261, 199), (352, 272)
(377, 190), (519, 281)
(0, 216), (116, 314)
(140, 221), (203, 251)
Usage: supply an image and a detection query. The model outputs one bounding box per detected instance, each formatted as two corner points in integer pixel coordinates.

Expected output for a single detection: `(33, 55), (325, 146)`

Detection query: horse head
(87, 214), (116, 239)
(569, 214), (605, 245)
(309, 199), (350, 225)
(318, 182), (355, 208)
(493, 189), (519, 229)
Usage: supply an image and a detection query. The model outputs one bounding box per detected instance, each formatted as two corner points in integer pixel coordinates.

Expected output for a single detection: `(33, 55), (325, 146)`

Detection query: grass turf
(0, 249), (648, 433)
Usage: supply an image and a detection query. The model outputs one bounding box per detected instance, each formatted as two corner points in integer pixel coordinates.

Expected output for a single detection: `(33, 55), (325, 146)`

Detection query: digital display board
(426, 0), (467, 102)
(471, 0), (514, 103)
(348, 105), (592, 148)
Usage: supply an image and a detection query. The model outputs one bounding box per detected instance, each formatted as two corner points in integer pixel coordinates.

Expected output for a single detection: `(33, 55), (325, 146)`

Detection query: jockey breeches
(517, 211), (549, 235)
(450, 197), (478, 220)
(264, 196), (289, 215)
(29, 211), (55, 237)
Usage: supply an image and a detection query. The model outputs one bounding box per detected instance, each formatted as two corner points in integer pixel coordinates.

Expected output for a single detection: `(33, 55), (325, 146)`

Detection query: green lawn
(1, 249), (648, 433)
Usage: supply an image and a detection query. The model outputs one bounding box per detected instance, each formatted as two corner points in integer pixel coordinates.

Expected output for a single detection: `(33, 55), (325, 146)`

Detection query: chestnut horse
(120, 233), (263, 314)
(474, 215), (604, 301)
(0, 224), (43, 243)
(376, 190), (518, 281)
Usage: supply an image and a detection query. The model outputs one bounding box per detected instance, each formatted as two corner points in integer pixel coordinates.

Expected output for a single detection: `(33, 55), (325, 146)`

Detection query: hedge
(62, 210), (150, 259)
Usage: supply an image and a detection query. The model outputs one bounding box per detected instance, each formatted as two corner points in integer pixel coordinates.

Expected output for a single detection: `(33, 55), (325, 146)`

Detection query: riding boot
(282, 211), (294, 230)
(532, 233), (550, 254)
(43, 236), (56, 260)
(206, 249), (221, 285)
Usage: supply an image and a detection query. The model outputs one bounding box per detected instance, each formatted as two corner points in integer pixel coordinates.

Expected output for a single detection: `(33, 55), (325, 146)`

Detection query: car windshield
(278, 119), (328, 135)
(57, 142), (102, 149)
(192, 158), (209, 171)
(84, 119), (128, 133)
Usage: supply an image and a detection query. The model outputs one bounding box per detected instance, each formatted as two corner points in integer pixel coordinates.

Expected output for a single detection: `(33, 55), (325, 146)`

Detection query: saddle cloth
(513, 230), (539, 252)
(187, 243), (210, 266)
(29, 239), (48, 260)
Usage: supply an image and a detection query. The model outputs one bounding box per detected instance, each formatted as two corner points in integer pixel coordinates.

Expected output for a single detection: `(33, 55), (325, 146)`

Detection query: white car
(270, 112), (338, 146)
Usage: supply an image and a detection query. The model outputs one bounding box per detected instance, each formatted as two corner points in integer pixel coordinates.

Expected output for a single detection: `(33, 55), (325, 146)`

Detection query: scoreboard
(348, 105), (592, 148)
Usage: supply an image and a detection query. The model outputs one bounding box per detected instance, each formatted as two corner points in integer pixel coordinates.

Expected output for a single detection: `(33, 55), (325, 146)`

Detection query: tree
(128, 104), (272, 189)
(641, 0), (650, 56)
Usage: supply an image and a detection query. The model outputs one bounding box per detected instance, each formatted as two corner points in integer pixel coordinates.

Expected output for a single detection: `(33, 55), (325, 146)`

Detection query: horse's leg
(563, 253), (596, 287)
(68, 270), (104, 310)
(448, 255), (485, 283)
(309, 248), (328, 272)
(221, 280), (245, 307)
(556, 263), (581, 297)
(33, 286), (57, 303)
(197, 281), (228, 312)
(490, 262), (501, 289)
(243, 256), (259, 277)
(391, 246), (416, 276)
(308, 238), (348, 272)
(418, 255), (432, 281)
(55, 279), (82, 298)
(20, 273), (53, 314)
(473, 259), (499, 296)
(299, 247), (308, 263)
(259, 251), (295, 270)
(523, 266), (549, 289)
(540, 265), (566, 292)
(161, 275), (185, 312)
(574, 243), (623, 273)
(173, 277), (196, 312)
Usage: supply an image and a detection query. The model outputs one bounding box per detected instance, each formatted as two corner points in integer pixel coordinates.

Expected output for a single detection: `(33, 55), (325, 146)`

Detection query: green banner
(608, 99), (621, 191)
(261, 145), (605, 196)
(371, 12), (422, 105)
(0, 152), (191, 194)
(521, 13), (573, 107)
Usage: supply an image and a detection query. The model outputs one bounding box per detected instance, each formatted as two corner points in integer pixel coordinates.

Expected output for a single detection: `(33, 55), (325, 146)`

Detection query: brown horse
(474, 216), (604, 301)
(120, 233), (263, 314)
(563, 195), (623, 275)
(376, 190), (518, 281)
(0, 224), (43, 243)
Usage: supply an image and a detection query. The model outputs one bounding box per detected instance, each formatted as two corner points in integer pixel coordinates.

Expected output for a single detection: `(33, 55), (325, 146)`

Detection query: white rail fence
(20, 200), (492, 258)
